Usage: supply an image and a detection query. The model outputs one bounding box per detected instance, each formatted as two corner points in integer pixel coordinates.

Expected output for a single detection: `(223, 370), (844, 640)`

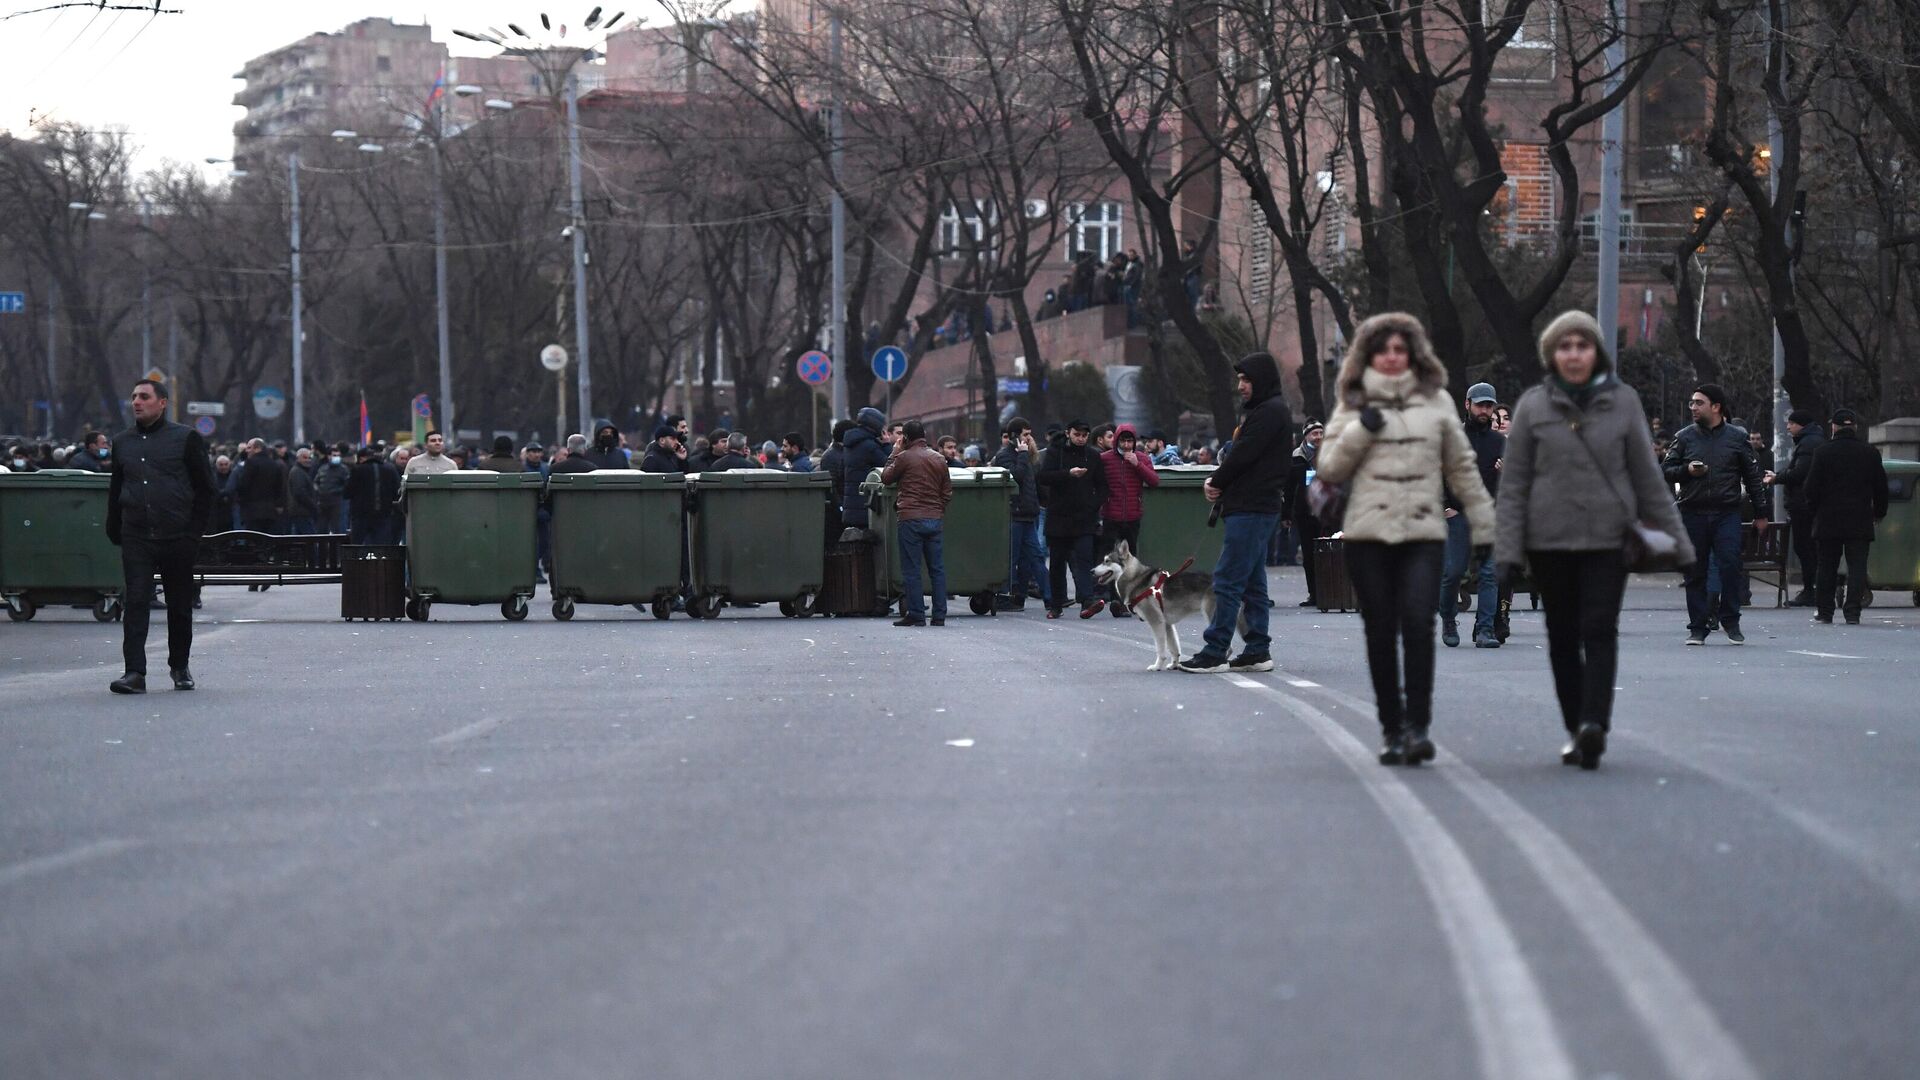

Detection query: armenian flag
(359, 392), (371, 447)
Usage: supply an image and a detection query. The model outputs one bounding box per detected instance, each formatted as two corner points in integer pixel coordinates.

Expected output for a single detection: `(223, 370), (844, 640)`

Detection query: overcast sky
(0, 1), (673, 176)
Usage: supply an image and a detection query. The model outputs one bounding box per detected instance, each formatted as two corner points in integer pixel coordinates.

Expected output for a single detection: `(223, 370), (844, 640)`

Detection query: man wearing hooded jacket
(582, 423), (632, 469)
(839, 407), (889, 531)
(1180, 353), (1292, 673)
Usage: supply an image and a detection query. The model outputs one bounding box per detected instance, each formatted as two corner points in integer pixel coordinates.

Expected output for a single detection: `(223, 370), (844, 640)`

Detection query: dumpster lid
(0, 468), (111, 488)
(546, 470), (684, 489)
(403, 470), (541, 488)
(690, 469), (831, 487)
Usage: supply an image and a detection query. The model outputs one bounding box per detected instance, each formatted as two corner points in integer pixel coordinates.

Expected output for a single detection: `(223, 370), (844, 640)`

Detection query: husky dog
(1092, 540), (1229, 671)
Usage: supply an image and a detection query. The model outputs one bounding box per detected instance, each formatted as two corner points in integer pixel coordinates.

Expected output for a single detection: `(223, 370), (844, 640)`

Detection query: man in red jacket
(1098, 423), (1161, 614)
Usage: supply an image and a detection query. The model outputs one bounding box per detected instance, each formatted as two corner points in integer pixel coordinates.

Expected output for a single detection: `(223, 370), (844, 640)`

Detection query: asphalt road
(4, 570), (1918, 1079)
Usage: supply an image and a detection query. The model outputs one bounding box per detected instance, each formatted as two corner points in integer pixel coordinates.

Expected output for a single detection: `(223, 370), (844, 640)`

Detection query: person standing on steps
(106, 379), (216, 695)
(1802, 409), (1889, 626)
(1496, 312), (1693, 770)
(1663, 383), (1770, 645)
(1177, 352), (1292, 674)
(1315, 315), (1493, 767)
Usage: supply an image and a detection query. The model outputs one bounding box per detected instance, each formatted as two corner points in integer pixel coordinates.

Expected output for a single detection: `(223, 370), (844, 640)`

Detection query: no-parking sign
(796, 350), (832, 386)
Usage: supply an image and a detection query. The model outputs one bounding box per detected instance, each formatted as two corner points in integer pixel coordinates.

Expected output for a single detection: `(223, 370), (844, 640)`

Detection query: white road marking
(1788, 650), (1866, 660)
(1247, 685), (1578, 1080)
(944, 738), (974, 748)
(1226, 675), (1263, 688)
(1437, 760), (1763, 1080)
(431, 716), (509, 745)
(1281, 672), (1762, 1080)
(1056, 617), (1758, 1078)
(0, 838), (139, 888)
(1286, 678), (1320, 688)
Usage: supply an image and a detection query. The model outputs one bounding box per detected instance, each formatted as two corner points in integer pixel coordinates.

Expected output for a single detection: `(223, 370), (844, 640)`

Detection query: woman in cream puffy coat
(1317, 313), (1495, 766)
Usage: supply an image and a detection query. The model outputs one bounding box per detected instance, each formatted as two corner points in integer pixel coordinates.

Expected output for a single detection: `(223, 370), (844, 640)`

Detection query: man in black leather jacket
(1662, 382), (1770, 644)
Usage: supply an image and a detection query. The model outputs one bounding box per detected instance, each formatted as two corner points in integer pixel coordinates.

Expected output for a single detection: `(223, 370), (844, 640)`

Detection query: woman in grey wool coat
(1494, 311), (1694, 769)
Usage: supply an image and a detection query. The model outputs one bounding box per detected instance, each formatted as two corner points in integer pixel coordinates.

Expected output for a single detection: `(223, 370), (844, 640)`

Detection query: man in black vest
(106, 379), (215, 694)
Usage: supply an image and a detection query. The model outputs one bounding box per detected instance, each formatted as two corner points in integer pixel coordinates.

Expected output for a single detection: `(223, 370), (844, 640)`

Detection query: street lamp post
(454, 10), (630, 438)
(288, 150), (306, 445)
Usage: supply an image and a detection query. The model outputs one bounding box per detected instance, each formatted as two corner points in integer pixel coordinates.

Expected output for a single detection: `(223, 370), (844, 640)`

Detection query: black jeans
(121, 535), (199, 676)
(1048, 533), (1096, 610)
(1527, 550), (1629, 734)
(1816, 539), (1871, 618)
(1344, 540), (1443, 733)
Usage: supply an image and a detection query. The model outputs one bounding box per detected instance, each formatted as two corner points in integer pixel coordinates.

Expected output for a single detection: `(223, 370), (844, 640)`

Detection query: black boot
(110, 672), (146, 695)
(1572, 722), (1606, 770)
(1405, 726), (1436, 765)
(1378, 729), (1408, 766)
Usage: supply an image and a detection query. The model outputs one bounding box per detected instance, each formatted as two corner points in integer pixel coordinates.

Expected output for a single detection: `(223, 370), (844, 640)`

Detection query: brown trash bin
(341, 544), (407, 621)
(817, 539), (883, 616)
(1313, 538), (1357, 613)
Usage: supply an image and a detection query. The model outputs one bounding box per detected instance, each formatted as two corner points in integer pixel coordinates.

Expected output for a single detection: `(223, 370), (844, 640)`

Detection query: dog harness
(1128, 556), (1195, 613)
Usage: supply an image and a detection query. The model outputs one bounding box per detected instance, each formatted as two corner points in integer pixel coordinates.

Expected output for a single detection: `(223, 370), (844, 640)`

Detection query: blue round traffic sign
(797, 350), (832, 386)
(411, 393), (433, 419)
(871, 346), (907, 383)
(194, 416), (217, 437)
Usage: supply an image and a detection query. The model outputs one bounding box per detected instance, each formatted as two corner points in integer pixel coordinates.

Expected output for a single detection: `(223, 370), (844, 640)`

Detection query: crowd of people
(41, 316), (1899, 777)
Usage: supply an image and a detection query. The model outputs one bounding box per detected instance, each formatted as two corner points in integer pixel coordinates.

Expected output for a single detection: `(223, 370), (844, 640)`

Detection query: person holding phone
(1662, 383), (1770, 645)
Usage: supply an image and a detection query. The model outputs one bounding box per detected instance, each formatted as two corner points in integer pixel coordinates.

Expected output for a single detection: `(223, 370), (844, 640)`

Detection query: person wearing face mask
(6, 442), (38, 472)
(583, 422), (632, 470)
(314, 444), (351, 533)
(1497, 311), (1692, 768)
(64, 431), (109, 472)
(1316, 314), (1494, 766)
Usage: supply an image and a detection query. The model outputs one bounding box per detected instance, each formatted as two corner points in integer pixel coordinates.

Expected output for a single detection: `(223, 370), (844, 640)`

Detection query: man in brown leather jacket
(880, 420), (954, 626)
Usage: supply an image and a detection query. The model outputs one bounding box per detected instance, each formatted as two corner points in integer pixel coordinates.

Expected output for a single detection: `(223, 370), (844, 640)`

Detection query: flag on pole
(359, 392), (372, 447)
(426, 67), (447, 108)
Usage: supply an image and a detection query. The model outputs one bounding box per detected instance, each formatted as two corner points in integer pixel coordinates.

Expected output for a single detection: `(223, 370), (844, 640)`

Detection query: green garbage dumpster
(403, 470), (541, 621)
(1867, 459), (1920, 607)
(686, 469), (831, 619)
(861, 466), (1012, 616)
(0, 469), (123, 622)
(546, 469), (686, 621)
(1136, 465), (1225, 573)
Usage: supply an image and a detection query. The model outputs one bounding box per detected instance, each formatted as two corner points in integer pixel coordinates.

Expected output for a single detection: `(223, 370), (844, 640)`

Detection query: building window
(1066, 201), (1123, 263)
(939, 200), (996, 260)
(1487, 0), (1557, 81)
(376, 55), (392, 73)
(1245, 201), (1274, 304)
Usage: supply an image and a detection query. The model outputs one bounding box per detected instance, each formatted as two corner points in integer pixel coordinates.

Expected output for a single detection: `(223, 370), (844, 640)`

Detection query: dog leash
(1128, 555), (1195, 613)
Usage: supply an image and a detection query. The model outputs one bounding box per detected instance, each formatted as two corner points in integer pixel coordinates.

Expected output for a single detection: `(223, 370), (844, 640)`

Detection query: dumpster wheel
(688, 593), (723, 620)
(552, 597), (576, 621)
(406, 596), (430, 622)
(969, 592), (994, 617)
(502, 595), (530, 621)
(92, 596), (120, 623)
(649, 598), (673, 620)
(6, 597), (34, 622)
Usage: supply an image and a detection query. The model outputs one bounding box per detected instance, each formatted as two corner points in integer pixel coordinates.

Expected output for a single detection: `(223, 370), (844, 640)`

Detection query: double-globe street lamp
(454, 8), (632, 438)
(344, 88), (514, 447)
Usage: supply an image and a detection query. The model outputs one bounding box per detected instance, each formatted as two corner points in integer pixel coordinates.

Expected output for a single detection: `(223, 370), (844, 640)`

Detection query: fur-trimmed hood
(1335, 312), (1449, 409)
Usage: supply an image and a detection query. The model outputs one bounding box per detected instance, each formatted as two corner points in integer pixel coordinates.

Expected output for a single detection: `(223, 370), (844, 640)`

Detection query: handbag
(1566, 419), (1686, 573)
(1305, 476), (1346, 530)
